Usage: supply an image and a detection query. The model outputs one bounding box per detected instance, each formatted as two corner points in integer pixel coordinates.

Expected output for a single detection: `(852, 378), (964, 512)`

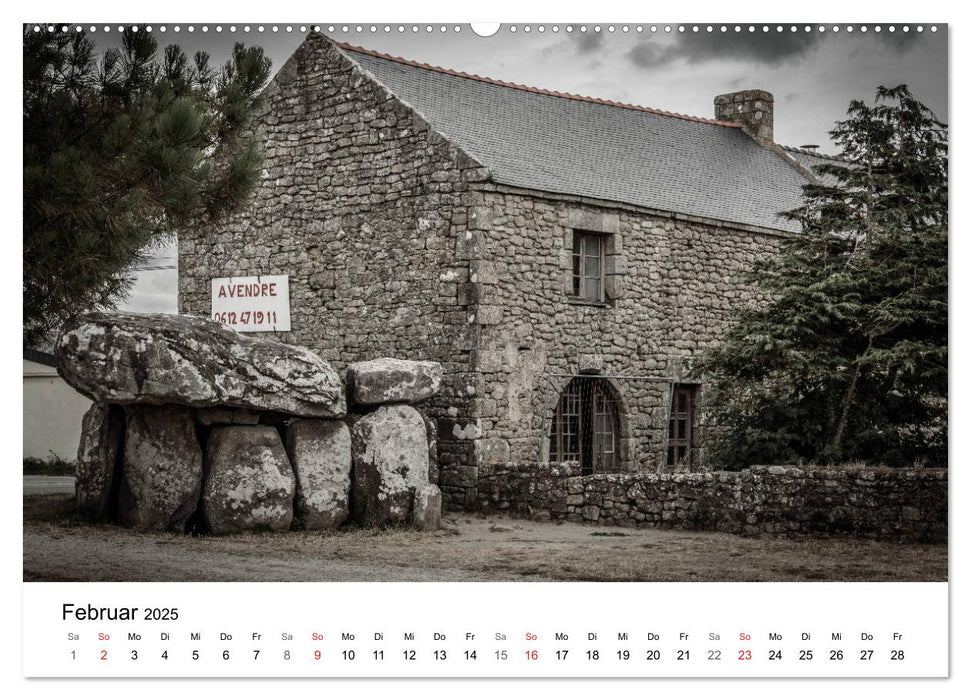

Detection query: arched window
(549, 376), (621, 474)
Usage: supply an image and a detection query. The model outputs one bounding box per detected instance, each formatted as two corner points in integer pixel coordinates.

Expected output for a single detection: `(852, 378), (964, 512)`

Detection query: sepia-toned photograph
(23, 22), (948, 583)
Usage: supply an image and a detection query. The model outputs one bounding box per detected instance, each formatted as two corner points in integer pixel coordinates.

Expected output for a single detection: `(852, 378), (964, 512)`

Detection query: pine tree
(23, 26), (272, 345)
(694, 85), (947, 469)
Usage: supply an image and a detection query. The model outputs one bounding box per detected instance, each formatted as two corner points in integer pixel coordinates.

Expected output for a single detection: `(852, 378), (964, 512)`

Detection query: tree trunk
(830, 335), (874, 462)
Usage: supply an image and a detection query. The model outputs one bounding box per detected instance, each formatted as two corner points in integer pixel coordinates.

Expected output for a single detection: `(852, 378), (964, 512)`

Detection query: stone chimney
(714, 89), (774, 143)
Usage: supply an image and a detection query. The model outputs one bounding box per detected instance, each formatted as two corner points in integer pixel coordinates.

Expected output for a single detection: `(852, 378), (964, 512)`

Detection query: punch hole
(469, 23), (497, 36)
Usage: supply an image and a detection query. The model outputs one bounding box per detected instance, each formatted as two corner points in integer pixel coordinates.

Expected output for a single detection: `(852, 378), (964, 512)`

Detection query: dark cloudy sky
(106, 23), (947, 314)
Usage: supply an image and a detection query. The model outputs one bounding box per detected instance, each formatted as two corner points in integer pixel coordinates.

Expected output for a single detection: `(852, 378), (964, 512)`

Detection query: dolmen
(56, 312), (442, 534)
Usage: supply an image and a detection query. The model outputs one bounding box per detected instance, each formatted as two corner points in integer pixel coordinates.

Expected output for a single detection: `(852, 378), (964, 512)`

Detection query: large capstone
(202, 426), (295, 534)
(55, 311), (346, 418)
(117, 405), (203, 531)
(351, 404), (429, 526)
(348, 358), (442, 406)
(75, 402), (124, 522)
(285, 420), (352, 529)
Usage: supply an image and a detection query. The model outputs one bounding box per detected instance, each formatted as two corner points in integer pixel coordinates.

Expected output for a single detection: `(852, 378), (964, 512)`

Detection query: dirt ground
(23, 493), (946, 582)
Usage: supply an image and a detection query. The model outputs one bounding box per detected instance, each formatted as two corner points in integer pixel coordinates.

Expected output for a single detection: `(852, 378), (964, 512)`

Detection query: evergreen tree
(23, 26), (271, 345)
(694, 85), (947, 469)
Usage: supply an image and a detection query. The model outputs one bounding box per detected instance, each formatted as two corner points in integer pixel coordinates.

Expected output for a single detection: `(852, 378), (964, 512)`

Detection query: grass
(24, 493), (79, 523)
(24, 493), (947, 583)
(23, 455), (75, 476)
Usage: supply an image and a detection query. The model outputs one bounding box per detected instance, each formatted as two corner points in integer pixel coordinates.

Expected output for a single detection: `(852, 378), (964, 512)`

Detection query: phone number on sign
(212, 310), (280, 326)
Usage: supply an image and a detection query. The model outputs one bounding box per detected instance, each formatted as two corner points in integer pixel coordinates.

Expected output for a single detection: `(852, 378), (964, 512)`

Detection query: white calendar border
(5, 0), (964, 696)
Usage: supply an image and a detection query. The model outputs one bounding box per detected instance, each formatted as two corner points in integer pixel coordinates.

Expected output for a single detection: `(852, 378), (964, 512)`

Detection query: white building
(23, 349), (91, 462)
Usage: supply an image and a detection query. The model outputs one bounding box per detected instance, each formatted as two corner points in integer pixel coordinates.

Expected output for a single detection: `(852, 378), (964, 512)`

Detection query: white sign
(211, 275), (291, 332)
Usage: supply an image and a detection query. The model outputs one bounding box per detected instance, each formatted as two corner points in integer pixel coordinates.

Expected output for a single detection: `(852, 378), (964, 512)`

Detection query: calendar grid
(23, 582), (948, 678)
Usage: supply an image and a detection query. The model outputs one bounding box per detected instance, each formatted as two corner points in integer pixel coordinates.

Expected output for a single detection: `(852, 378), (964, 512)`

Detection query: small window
(572, 232), (605, 302)
(666, 384), (696, 469)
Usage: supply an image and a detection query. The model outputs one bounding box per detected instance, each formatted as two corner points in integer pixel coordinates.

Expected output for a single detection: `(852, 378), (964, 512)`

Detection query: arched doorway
(548, 376), (622, 474)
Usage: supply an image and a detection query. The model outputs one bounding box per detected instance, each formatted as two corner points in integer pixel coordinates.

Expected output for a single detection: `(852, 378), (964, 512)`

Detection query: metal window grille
(549, 376), (621, 474)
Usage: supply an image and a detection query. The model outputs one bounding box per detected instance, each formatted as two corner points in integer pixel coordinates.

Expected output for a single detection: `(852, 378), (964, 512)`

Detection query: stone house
(178, 34), (841, 510)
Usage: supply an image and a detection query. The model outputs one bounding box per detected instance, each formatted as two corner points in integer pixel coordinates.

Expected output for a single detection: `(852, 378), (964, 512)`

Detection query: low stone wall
(460, 463), (947, 543)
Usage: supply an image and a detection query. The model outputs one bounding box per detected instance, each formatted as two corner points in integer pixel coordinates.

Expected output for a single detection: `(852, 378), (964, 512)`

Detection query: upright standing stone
(351, 404), (429, 527)
(413, 484), (442, 531)
(285, 420), (352, 529)
(118, 405), (203, 531)
(348, 358), (443, 406)
(203, 426), (295, 534)
(75, 402), (123, 522)
(424, 413), (439, 486)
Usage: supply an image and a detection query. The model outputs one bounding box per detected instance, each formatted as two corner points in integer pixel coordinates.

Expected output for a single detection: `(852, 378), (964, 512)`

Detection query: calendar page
(18, 3), (955, 693)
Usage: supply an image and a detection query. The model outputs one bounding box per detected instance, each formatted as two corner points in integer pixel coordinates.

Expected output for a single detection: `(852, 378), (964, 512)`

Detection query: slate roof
(340, 43), (827, 234)
(783, 146), (849, 188)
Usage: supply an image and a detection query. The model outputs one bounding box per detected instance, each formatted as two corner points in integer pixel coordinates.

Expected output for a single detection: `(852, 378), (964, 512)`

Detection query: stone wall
(464, 188), (785, 473)
(178, 34), (489, 473)
(469, 462), (947, 543)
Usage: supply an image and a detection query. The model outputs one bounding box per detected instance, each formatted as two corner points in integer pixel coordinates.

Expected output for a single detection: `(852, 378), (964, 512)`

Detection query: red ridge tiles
(337, 42), (744, 129)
